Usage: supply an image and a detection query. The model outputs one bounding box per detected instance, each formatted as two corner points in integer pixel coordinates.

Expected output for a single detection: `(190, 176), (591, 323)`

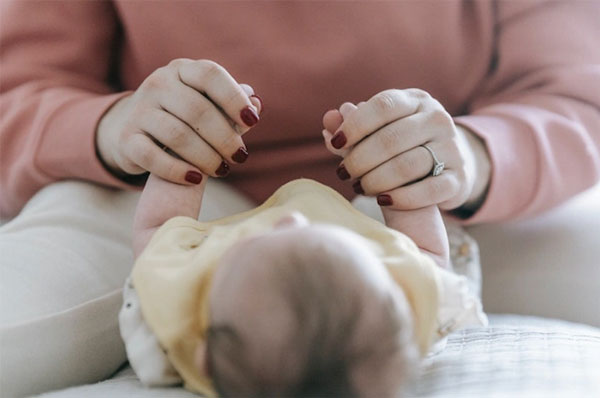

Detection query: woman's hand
(322, 89), (490, 211)
(96, 59), (263, 184)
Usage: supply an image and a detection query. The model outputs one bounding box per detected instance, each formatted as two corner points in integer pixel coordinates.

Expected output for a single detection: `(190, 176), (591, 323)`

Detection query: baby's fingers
(323, 109), (343, 133)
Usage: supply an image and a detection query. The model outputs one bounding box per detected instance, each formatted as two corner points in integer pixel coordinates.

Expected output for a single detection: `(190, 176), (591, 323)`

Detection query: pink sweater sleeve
(0, 1), (134, 219)
(454, 0), (600, 224)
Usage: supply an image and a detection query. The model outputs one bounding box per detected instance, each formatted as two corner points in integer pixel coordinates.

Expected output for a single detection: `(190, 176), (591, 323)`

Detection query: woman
(1, 1), (598, 396)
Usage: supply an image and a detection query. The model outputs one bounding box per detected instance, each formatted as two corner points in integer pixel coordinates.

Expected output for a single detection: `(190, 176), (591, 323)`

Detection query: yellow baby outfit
(124, 179), (486, 396)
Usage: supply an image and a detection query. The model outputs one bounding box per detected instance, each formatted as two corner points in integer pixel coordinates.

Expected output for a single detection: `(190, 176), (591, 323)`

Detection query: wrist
(456, 124), (491, 213)
(95, 95), (134, 179)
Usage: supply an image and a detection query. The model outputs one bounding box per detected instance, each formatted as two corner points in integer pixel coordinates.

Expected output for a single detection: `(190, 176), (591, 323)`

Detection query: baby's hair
(206, 237), (415, 397)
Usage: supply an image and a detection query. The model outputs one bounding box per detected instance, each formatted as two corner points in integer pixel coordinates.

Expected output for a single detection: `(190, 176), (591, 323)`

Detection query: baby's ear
(194, 341), (211, 379)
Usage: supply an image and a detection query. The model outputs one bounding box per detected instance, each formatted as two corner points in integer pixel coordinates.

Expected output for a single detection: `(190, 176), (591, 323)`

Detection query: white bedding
(35, 315), (600, 397)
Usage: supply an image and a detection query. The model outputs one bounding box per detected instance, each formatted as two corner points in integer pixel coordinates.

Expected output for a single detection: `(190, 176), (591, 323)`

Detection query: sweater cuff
(452, 114), (539, 225)
(36, 90), (141, 190)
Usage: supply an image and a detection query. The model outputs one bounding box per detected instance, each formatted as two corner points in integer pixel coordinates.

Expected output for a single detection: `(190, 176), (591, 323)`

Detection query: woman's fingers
(178, 60), (260, 128)
(238, 83), (263, 134)
(239, 83), (263, 114)
(338, 102), (357, 118)
(357, 144), (448, 195)
(341, 112), (437, 179)
(101, 58), (264, 185)
(158, 80), (248, 165)
(322, 129), (349, 158)
(138, 108), (229, 177)
(375, 172), (459, 210)
(127, 134), (206, 185)
(329, 89), (425, 150)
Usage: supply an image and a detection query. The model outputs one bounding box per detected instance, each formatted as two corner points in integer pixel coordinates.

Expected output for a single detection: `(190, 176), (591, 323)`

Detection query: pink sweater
(1, 1), (599, 222)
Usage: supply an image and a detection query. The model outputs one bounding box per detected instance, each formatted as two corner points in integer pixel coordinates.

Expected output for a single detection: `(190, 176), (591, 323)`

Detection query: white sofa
(4, 182), (600, 397)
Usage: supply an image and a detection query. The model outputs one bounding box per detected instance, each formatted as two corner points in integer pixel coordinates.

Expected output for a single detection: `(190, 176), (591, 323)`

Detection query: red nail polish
(377, 194), (393, 206)
(336, 164), (350, 180)
(353, 180), (364, 195)
(215, 161), (230, 177)
(240, 106), (259, 127)
(331, 131), (347, 149)
(185, 171), (203, 184)
(250, 94), (264, 113)
(232, 147), (249, 163)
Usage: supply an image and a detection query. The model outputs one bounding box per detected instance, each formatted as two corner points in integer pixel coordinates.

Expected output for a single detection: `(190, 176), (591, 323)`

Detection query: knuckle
(429, 108), (453, 127)
(372, 92), (398, 115)
(167, 58), (189, 68)
(224, 85), (244, 105)
(142, 72), (167, 91)
(167, 124), (187, 147)
(380, 127), (400, 152)
(199, 60), (224, 81)
(407, 88), (431, 100)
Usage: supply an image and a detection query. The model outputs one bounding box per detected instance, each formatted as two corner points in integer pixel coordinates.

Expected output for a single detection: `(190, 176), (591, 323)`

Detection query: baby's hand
(381, 205), (450, 268)
(322, 89), (477, 211)
(133, 173), (208, 258)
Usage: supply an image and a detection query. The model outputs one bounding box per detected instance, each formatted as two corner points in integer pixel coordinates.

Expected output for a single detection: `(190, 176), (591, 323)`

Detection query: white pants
(0, 180), (255, 398)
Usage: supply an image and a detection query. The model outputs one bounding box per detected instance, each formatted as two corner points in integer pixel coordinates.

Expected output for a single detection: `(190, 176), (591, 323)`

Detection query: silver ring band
(420, 144), (445, 177)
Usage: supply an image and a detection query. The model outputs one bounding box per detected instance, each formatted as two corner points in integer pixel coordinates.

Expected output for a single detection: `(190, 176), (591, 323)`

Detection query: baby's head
(198, 213), (418, 397)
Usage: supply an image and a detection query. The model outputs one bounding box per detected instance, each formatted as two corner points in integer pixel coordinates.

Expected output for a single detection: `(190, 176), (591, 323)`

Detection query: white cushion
(468, 184), (600, 327)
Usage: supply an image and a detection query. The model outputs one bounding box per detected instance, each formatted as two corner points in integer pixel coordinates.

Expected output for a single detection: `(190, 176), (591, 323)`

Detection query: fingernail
(250, 94), (264, 114)
(185, 171), (203, 184)
(352, 180), (364, 195)
(331, 131), (347, 149)
(232, 147), (249, 163)
(240, 106), (259, 127)
(215, 161), (230, 177)
(377, 194), (393, 206)
(336, 164), (350, 180)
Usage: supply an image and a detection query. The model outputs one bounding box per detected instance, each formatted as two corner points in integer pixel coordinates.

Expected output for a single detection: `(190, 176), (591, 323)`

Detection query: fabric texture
(1, 1), (599, 223)
(33, 315), (600, 398)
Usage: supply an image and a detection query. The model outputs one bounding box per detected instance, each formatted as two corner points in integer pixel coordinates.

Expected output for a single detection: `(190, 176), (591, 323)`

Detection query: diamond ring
(420, 144), (445, 177)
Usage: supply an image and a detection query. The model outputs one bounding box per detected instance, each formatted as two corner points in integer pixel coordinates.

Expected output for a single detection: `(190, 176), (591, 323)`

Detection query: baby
(119, 174), (486, 397)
